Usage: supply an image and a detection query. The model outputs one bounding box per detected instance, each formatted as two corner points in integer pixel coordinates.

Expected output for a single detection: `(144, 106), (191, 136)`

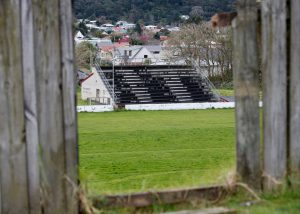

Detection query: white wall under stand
(77, 102), (263, 112)
(77, 105), (114, 112)
(125, 102), (236, 111)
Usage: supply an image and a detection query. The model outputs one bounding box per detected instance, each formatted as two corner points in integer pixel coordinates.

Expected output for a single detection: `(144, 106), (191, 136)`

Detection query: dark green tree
(130, 38), (144, 45)
(111, 34), (122, 42)
(134, 22), (143, 35)
(77, 21), (88, 35)
(73, 0), (236, 24)
(153, 32), (160, 40)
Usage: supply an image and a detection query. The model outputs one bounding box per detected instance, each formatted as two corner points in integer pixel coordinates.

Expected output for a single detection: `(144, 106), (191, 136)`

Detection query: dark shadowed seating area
(101, 65), (216, 105)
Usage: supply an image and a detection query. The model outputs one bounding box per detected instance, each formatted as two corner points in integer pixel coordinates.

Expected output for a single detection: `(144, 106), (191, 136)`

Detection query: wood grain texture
(0, 1), (29, 213)
(233, 0), (261, 190)
(0, 0), (78, 213)
(60, 0), (79, 213)
(290, 0), (300, 187)
(32, 0), (66, 213)
(93, 186), (227, 208)
(262, 0), (287, 190)
(0, 179), (2, 214)
(0, 171), (2, 214)
(21, 0), (41, 213)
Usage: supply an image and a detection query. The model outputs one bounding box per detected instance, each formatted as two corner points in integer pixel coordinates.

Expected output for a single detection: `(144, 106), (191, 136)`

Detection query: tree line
(73, 0), (236, 25)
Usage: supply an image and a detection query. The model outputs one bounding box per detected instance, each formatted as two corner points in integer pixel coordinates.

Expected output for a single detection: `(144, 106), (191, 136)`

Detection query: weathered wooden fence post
(0, 0), (78, 213)
(60, 0), (79, 212)
(0, 1), (30, 213)
(233, 0), (300, 191)
(262, 0), (288, 191)
(21, 0), (41, 213)
(233, 0), (261, 189)
(290, 0), (300, 188)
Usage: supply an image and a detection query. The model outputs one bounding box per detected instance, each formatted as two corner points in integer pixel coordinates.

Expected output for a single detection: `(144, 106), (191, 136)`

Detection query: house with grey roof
(114, 46), (155, 65)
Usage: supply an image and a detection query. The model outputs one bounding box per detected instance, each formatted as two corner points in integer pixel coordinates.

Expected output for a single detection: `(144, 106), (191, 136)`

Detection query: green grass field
(217, 89), (234, 97)
(78, 109), (236, 195)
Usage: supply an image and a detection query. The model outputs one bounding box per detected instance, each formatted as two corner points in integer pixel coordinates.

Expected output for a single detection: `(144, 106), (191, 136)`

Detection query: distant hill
(73, 0), (236, 25)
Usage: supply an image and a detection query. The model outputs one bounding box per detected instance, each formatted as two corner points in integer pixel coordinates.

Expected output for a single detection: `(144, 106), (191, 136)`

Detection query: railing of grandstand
(102, 56), (186, 66)
(191, 59), (220, 101)
(87, 97), (111, 105)
(94, 61), (118, 104)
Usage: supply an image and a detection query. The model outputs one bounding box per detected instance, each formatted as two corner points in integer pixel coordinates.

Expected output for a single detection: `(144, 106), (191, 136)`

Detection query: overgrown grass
(96, 189), (300, 214)
(217, 88), (263, 100)
(218, 89), (234, 97)
(224, 189), (300, 214)
(77, 86), (89, 105)
(78, 109), (236, 195)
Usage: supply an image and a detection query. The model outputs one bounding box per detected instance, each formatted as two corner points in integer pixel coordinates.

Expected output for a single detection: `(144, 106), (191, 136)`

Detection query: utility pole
(112, 48), (115, 103)
(90, 46), (93, 72)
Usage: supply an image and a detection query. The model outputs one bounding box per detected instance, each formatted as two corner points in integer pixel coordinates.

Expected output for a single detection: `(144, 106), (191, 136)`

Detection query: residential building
(81, 67), (112, 104)
(144, 25), (160, 33)
(114, 46), (155, 65)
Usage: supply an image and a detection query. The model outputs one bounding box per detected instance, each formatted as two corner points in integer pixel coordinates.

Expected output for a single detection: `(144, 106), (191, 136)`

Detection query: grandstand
(98, 65), (218, 105)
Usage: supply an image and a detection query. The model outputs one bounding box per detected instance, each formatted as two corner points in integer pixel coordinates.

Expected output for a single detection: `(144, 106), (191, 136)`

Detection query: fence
(234, 0), (300, 190)
(0, 1), (78, 214)
(1, 0), (300, 213)
(87, 97), (112, 105)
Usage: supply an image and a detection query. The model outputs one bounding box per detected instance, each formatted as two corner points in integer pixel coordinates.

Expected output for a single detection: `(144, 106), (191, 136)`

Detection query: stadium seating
(101, 65), (215, 105)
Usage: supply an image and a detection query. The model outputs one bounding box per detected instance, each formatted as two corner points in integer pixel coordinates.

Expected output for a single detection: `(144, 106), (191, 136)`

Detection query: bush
(75, 42), (98, 70)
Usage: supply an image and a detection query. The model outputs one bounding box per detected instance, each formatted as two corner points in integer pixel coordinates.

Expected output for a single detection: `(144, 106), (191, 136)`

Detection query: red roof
(101, 42), (130, 52)
(113, 27), (121, 31)
(119, 37), (130, 43)
(80, 73), (94, 84)
(160, 36), (168, 41)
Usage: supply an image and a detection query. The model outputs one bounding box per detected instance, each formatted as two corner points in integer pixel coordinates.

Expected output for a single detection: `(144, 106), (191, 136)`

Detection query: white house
(75, 36), (112, 47)
(145, 25), (157, 30)
(86, 23), (101, 30)
(180, 15), (190, 20)
(74, 31), (85, 44)
(144, 25), (160, 33)
(99, 23), (114, 31)
(167, 27), (180, 32)
(144, 45), (169, 64)
(126, 23), (136, 29)
(114, 46), (156, 65)
(81, 67), (112, 104)
(116, 21), (136, 29)
(144, 45), (162, 56)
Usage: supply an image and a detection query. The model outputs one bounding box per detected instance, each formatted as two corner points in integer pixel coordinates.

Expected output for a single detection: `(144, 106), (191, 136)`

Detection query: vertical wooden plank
(262, 0), (287, 190)
(0, 179), (1, 214)
(233, 0), (261, 189)
(0, 1), (30, 213)
(21, 0), (41, 213)
(32, 0), (66, 213)
(290, 0), (300, 187)
(0, 174), (1, 214)
(60, 0), (79, 213)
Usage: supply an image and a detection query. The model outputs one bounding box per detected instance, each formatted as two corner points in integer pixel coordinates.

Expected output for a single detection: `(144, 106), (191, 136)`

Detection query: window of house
(129, 50), (132, 56)
(144, 55), (148, 58)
